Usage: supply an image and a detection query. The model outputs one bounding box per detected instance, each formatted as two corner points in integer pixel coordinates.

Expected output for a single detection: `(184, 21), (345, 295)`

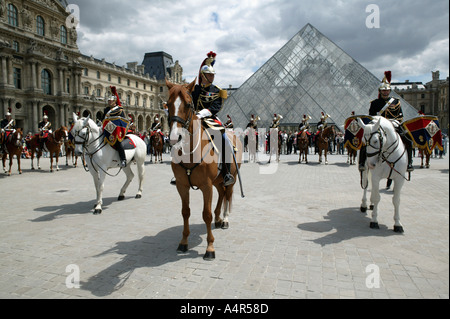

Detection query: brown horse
(150, 132), (164, 163)
(2, 129), (23, 176)
(346, 145), (357, 165)
(29, 127), (69, 172)
(297, 130), (309, 164)
(64, 139), (80, 167)
(419, 148), (431, 169)
(166, 78), (243, 261)
(316, 126), (335, 165)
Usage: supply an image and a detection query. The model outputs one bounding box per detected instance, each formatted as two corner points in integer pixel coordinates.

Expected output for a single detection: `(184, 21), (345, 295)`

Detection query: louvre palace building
(0, 0), (183, 134)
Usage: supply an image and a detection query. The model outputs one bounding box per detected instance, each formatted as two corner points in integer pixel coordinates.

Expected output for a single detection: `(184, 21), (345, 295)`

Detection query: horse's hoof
(203, 251), (216, 261)
(360, 206), (367, 213)
(93, 209), (102, 215)
(215, 221), (223, 229)
(370, 222), (380, 229)
(135, 194), (142, 199)
(222, 222), (229, 230)
(394, 226), (404, 233)
(118, 195), (125, 201)
(369, 205), (374, 210)
(177, 244), (188, 254)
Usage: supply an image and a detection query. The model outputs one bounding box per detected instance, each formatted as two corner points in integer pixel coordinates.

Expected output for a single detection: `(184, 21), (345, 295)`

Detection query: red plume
(385, 71), (392, 84)
(110, 86), (122, 106)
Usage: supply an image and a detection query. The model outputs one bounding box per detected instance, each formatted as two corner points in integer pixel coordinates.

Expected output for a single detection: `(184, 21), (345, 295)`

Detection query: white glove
(197, 109), (212, 119)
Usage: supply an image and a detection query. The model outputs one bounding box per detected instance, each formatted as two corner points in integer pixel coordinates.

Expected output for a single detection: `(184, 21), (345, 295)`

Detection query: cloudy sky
(68, 0), (449, 88)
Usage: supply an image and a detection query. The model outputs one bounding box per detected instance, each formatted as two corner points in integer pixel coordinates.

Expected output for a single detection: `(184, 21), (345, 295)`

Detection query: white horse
(72, 113), (146, 215)
(358, 116), (408, 233)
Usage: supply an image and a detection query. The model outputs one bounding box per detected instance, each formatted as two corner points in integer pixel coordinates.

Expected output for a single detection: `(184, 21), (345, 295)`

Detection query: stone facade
(0, 0), (183, 134)
(393, 71), (449, 133)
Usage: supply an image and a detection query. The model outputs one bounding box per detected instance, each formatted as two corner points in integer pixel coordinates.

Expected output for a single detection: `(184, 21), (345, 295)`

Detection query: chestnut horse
(316, 126), (335, 165)
(346, 145), (357, 165)
(2, 129), (23, 176)
(150, 132), (164, 163)
(297, 130), (309, 164)
(419, 148), (431, 169)
(166, 78), (243, 261)
(64, 139), (79, 167)
(29, 127), (69, 172)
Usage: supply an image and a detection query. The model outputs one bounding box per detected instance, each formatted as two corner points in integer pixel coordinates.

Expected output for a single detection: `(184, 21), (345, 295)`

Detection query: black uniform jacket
(369, 97), (403, 121)
(192, 84), (223, 116)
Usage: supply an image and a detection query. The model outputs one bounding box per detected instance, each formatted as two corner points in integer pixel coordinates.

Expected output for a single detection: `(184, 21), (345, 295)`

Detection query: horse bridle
(168, 93), (195, 132)
(364, 126), (407, 180)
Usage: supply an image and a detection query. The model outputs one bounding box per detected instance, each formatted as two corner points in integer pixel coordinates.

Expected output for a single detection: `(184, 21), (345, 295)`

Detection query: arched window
(8, 4), (19, 27)
(60, 25), (67, 44)
(41, 69), (52, 95)
(37, 16), (45, 36)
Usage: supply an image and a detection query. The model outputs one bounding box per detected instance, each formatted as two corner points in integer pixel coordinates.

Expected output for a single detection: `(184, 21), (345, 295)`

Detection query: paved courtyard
(0, 150), (448, 299)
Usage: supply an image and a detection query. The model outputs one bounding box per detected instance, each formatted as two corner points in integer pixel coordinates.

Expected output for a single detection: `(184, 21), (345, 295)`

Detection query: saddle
(111, 135), (136, 151)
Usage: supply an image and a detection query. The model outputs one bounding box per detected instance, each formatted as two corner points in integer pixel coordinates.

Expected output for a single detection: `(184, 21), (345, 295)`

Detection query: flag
(344, 115), (374, 151)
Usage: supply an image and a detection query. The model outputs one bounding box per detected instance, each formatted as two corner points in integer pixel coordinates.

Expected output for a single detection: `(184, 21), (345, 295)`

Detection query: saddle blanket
(402, 116), (443, 152)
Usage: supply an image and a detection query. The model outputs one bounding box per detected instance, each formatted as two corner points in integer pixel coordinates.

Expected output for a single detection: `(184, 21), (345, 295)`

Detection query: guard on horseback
(246, 115), (259, 130)
(38, 113), (52, 151)
(102, 86), (129, 168)
(359, 71), (414, 172)
(151, 114), (164, 137)
(225, 115), (234, 129)
(299, 114), (311, 133)
(270, 114), (283, 129)
(193, 51), (235, 187)
(1, 110), (16, 154)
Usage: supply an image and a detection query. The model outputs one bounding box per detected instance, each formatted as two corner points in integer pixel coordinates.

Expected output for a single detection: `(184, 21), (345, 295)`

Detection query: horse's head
(166, 78), (197, 147)
(72, 113), (99, 156)
(56, 126), (69, 143)
(12, 128), (23, 147)
(358, 117), (385, 170)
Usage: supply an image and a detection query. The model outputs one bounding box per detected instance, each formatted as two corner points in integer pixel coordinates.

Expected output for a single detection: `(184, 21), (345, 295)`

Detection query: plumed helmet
(199, 51), (217, 85)
(5, 112), (11, 116)
(379, 71), (392, 91)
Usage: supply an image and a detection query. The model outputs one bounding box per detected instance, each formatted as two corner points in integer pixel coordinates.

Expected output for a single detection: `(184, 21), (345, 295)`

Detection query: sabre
(225, 134), (245, 198)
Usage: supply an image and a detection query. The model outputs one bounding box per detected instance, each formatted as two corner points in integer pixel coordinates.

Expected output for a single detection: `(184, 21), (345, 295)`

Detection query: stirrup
(407, 164), (414, 172)
(358, 164), (366, 172)
(223, 174), (235, 187)
(120, 160), (127, 168)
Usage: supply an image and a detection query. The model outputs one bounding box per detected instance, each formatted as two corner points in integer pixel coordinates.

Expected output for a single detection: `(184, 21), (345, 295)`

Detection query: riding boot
(116, 142), (127, 168)
(406, 143), (414, 172)
(222, 133), (236, 187)
(359, 146), (367, 171)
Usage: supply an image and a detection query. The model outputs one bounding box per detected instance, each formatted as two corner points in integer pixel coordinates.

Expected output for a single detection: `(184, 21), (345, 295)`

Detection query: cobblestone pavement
(0, 150), (448, 299)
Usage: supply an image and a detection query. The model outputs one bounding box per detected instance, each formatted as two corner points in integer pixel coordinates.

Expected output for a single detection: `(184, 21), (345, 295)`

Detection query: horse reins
(168, 93), (217, 191)
(74, 123), (122, 177)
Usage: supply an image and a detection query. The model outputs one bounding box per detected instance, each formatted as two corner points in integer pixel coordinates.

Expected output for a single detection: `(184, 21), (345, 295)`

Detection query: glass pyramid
(219, 24), (418, 131)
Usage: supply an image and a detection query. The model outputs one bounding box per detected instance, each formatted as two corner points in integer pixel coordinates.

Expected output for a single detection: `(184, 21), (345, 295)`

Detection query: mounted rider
(225, 115), (234, 129)
(359, 71), (414, 172)
(298, 114), (311, 134)
(1, 109), (16, 154)
(102, 86), (130, 168)
(151, 114), (164, 137)
(38, 112), (52, 150)
(246, 115), (259, 130)
(270, 114), (283, 129)
(193, 51), (235, 187)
